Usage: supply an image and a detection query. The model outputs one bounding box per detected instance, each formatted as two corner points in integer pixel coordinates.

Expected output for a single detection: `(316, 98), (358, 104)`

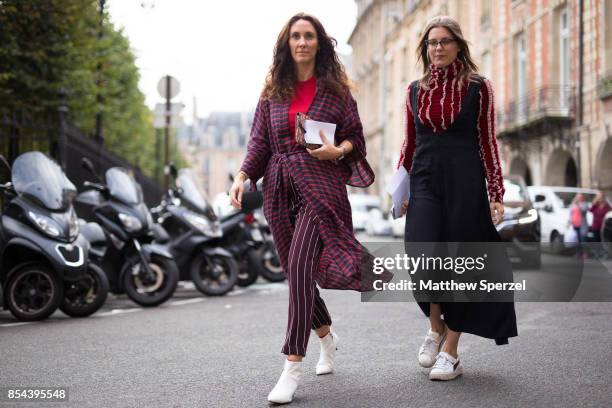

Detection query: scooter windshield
(105, 167), (142, 205)
(177, 171), (208, 213)
(12, 151), (77, 211)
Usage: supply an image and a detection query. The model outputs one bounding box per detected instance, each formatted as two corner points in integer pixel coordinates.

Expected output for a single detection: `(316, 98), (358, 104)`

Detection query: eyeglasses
(426, 38), (456, 49)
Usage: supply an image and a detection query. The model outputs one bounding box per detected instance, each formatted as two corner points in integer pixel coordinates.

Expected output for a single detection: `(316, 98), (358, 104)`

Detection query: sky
(106, 0), (358, 124)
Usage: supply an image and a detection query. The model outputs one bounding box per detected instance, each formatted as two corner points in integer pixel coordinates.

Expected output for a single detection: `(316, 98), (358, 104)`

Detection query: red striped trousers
(281, 176), (332, 356)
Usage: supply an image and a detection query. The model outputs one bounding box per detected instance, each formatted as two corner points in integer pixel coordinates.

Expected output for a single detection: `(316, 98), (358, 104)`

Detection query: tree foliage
(0, 0), (185, 178)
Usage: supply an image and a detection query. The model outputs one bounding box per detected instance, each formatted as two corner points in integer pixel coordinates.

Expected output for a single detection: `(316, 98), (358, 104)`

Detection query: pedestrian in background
(570, 193), (589, 258)
(397, 16), (517, 381)
(589, 191), (611, 258)
(229, 13), (378, 404)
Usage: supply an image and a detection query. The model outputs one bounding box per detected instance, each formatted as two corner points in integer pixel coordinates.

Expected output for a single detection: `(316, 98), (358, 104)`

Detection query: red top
(288, 75), (317, 139)
(397, 59), (505, 203)
(590, 202), (611, 231)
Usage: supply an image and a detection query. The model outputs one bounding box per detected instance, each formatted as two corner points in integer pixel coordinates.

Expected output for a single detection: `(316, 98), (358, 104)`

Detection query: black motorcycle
(252, 209), (283, 283)
(150, 166), (238, 296)
(218, 178), (284, 287)
(75, 159), (178, 307)
(0, 152), (108, 321)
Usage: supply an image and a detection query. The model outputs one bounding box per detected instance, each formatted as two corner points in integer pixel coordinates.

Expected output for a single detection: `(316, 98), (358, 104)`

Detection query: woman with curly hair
(229, 13), (379, 404)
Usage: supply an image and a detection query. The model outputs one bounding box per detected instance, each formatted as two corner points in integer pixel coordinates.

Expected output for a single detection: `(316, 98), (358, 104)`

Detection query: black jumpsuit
(404, 78), (518, 345)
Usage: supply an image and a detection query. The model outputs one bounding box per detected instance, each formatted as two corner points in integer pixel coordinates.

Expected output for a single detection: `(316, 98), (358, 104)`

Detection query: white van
(348, 194), (381, 232)
(527, 186), (598, 253)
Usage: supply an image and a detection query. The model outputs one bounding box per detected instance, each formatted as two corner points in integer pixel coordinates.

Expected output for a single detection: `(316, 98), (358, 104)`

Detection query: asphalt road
(1, 266), (612, 408)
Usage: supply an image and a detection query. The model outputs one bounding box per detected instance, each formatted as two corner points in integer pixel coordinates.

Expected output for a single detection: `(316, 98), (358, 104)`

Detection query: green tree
(0, 0), (185, 177)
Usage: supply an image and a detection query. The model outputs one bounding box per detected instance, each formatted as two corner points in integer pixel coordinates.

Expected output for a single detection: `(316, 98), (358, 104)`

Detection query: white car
(364, 208), (393, 236)
(527, 186), (597, 253)
(388, 212), (405, 238)
(348, 194), (381, 232)
(211, 192), (236, 218)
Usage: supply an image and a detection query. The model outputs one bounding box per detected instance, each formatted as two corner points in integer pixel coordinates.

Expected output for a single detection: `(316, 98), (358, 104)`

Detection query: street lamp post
(155, 75), (181, 189)
(95, 0), (105, 145)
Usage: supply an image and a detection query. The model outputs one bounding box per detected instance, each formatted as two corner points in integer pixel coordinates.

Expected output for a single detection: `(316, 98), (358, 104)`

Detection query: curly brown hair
(416, 16), (480, 90)
(261, 13), (350, 101)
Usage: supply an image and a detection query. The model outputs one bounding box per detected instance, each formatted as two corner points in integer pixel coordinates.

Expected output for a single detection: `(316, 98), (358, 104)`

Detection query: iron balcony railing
(496, 85), (575, 135)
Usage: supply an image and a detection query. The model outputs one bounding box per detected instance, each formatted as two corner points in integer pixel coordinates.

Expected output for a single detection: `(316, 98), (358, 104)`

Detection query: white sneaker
(315, 331), (338, 375)
(418, 327), (447, 368)
(267, 359), (303, 404)
(429, 351), (463, 381)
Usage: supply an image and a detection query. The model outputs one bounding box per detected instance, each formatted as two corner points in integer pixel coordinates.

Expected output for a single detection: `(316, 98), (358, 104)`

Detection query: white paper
(304, 119), (336, 146)
(386, 166), (411, 219)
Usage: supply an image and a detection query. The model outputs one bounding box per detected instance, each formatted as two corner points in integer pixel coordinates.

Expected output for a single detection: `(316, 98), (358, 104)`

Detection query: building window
(559, 7), (569, 88)
(401, 46), (407, 83)
(227, 159), (236, 178)
(481, 0), (491, 27)
(215, 132), (223, 149)
(515, 32), (527, 121)
(482, 51), (492, 80)
(606, 0), (612, 73)
(557, 6), (570, 110)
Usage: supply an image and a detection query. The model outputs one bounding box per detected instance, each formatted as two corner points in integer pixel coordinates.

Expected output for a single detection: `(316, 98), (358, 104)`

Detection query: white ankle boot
(316, 331), (338, 375)
(267, 359), (303, 404)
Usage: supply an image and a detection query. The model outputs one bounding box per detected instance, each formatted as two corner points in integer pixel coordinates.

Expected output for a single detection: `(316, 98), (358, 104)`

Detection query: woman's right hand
(400, 199), (409, 216)
(229, 173), (247, 209)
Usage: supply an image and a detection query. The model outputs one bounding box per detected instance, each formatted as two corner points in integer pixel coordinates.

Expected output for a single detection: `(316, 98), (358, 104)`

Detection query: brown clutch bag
(295, 112), (321, 150)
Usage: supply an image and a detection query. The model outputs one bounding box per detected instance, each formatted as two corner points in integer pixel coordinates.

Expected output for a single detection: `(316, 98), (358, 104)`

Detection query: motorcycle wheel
(236, 250), (259, 287)
(123, 256), (179, 307)
(59, 263), (109, 317)
(254, 243), (285, 282)
(4, 263), (63, 321)
(191, 253), (238, 296)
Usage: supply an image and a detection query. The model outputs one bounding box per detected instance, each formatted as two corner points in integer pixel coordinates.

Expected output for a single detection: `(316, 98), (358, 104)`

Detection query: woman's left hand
(307, 130), (342, 161)
(490, 202), (504, 225)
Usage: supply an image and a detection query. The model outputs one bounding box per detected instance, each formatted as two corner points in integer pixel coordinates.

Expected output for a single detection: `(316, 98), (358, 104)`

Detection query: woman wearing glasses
(229, 13), (382, 404)
(398, 16), (517, 380)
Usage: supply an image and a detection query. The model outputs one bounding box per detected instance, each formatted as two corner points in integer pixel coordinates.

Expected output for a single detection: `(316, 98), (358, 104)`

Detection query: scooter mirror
(83, 180), (109, 197)
(164, 163), (178, 179)
(0, 155), (11, 173)
(81, 157), (100, 181)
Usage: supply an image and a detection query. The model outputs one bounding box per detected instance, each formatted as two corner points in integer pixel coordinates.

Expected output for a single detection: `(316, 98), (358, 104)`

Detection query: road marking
(96, 308), (143, 317)
(250, 283), (286, 290)
(226, 283), (286, 296)
(169, 298), (205, 306)
(1, 282), (284, 327)
(0, 322), (35, 328)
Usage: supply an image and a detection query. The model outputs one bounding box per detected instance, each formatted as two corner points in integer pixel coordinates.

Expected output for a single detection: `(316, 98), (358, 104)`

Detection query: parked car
(348, 194), (381, 232)
(527, 186), (598, 254)
(364, 208), (392, 236)
(496, 176), (541, 268)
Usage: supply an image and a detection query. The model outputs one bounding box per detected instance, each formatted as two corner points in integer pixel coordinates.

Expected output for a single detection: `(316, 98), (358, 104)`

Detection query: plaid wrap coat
(240, 79), (388, 291)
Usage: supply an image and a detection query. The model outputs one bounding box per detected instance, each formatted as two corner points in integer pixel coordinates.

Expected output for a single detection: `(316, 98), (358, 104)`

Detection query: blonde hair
(416, 16), (479, 89)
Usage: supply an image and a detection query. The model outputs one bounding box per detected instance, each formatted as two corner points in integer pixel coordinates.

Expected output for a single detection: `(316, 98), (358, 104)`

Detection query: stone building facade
(349, 0), (612, 197)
